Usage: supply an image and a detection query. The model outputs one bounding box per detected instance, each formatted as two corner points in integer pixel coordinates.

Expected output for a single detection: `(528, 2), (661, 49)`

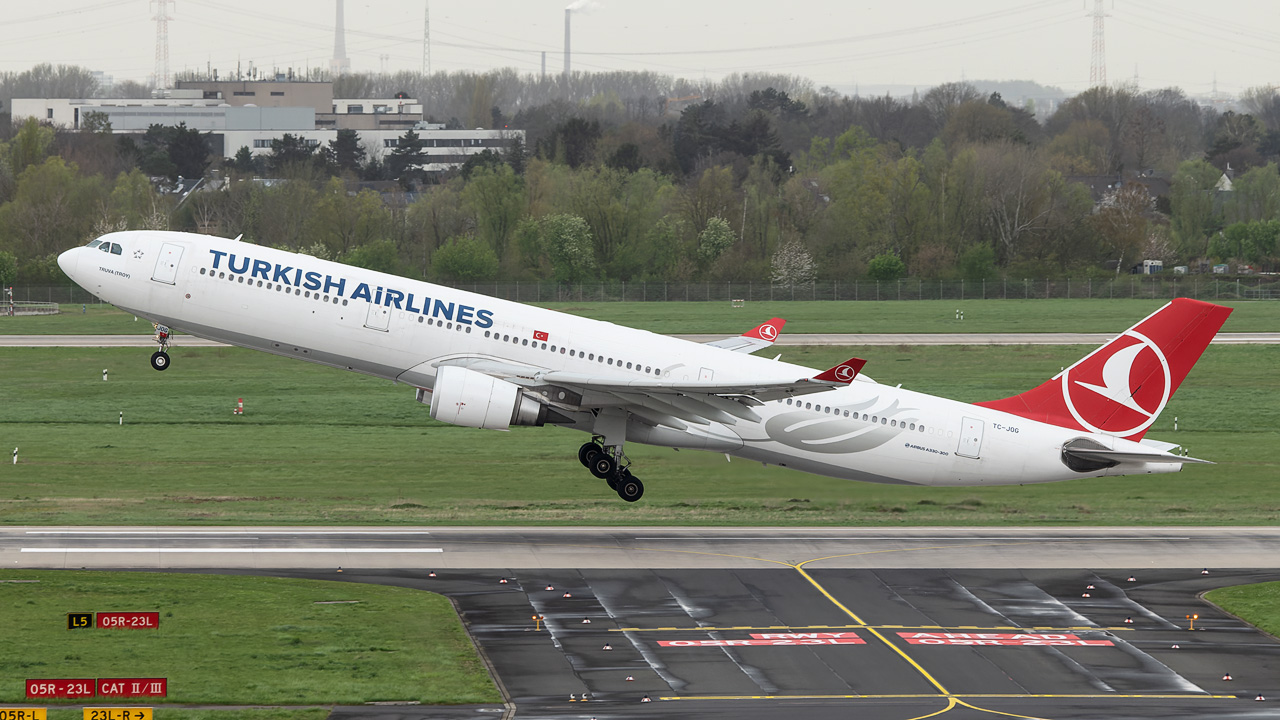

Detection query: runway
(7, 526), (1280, 719)
(3, 332), (1279, 347)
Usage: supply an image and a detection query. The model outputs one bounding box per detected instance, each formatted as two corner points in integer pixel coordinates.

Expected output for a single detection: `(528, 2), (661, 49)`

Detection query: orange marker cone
(563, 592), (572, 598)
(625, 675), (634, 681)
(428, 571), (437, 578)
(641, 695), (651, 702)
(1082, 592), (1091, 597)
(1127, 575), (1136, 582)
(582, 617), (591, 624)
(1257, 694), (1265, 701)
(1124, 617), (1133, 624)
(602, 643), (612, 650)
(1171, 644), (1179, 649)
(1087, 584), (1095, 589)
(1202, 569), (1210, 575)
(1223, 673), (1233, 681)
(233, 398), (244, 415)
(545, 584), (555, 591)
(499, 578), (508, 584)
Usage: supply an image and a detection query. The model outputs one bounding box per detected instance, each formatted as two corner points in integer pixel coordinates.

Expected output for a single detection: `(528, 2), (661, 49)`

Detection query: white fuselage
(60, 231), (1179, 487)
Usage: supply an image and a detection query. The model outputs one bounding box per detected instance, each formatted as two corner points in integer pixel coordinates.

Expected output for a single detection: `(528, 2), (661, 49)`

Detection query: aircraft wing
(703, 317), (786, 354)
(526, 357), (866, 429)
(1061, 446), (1213, 465)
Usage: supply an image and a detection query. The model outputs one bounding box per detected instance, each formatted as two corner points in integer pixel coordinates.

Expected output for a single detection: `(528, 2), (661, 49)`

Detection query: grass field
(2, 342), (1276, 526)
(1205, 582), (1280, 639)
(0, 570), (499, 708)
(3, 298), (1278, 335)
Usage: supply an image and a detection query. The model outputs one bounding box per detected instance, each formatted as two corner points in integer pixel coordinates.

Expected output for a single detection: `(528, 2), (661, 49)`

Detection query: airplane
(57, 231), (1232, 502)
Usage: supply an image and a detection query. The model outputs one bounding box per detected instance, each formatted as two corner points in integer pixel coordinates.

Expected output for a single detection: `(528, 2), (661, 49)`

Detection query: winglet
(813, 357), (866, 384)
(742, 318), (785, 343)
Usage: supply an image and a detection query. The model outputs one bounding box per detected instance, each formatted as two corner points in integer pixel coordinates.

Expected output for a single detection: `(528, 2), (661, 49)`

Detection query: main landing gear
(579, 439), (643, 502)
(150, 324), (171, 371)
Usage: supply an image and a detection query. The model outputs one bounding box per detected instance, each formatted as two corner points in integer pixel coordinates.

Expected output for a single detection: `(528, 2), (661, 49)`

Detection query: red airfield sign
(897, 632), (1113, 647)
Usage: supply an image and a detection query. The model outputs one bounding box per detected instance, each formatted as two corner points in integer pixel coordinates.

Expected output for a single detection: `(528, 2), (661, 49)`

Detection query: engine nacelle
(425, 366), (547, 430)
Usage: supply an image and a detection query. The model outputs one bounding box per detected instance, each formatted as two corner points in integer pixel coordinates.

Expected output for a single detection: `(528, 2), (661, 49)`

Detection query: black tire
(578, 442), (600, 468)
(150, 351), (170, 371)
(616, 473), (644, 503)
(589, 452), (615, 479)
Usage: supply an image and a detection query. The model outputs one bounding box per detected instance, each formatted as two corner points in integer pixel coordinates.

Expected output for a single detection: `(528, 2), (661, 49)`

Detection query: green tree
(431, 235), (500, 282)
(0, 157), (106, 259)
(8, 118), (54, 175)
(315, 177), (390, 256)
(539, 214), (597, 283)
(342, 239), (402, 275)
(1224, 163), (1280, 223)
(325, 129), (366, 176)
(0, 250), (17, 288)
(696, 217), (735, 266)
(387, 129), (426, 185)
(460, 164), (524, 259)
(866, 253), (906, 281)
(1170, 159), (1224, 257)
(267, 134), (316, 174)
(108, 168), (163, 228)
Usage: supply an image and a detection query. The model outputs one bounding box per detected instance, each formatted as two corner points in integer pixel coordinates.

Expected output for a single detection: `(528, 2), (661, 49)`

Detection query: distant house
(1068, 170), (1171, 211)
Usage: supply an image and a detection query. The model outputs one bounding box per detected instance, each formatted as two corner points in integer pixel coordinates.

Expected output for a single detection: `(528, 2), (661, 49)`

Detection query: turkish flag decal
(533, 330), (549, 341)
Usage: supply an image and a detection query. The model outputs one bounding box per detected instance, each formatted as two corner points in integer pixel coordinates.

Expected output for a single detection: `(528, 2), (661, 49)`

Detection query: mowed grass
(2, 343), (1277, 526)
(4, 299), (1278, 335)
(0, 570), (499, 706)
(1205, 583), (1280, 639)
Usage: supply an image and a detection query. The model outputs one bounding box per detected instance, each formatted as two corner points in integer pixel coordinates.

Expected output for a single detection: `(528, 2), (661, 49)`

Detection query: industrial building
(12, 79), (522, 175)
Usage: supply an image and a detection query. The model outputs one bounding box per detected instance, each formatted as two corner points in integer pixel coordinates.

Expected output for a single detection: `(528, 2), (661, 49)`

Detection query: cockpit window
(109, 243), (123, 255)
(86, 239), (103, 248)
(99, 243), (111, 253)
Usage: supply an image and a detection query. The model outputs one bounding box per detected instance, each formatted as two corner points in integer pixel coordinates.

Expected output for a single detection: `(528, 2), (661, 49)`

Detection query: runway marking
(20, 547), (444, 553)
(657, 692), (1239, 700)
(613, 624), (1130, 633)
(632, 536), (1190, 541)
(24, 531), (432, 535)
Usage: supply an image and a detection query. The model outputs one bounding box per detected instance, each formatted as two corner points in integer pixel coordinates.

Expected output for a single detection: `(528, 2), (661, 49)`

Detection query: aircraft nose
(57, 247), (78, 279)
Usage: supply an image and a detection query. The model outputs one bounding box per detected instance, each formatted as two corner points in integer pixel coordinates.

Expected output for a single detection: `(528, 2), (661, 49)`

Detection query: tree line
(2, 63), (1279, 289)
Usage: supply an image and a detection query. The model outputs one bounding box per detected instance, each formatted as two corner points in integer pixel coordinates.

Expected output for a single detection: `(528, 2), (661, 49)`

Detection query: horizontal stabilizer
(1062, 446), (1212, 465)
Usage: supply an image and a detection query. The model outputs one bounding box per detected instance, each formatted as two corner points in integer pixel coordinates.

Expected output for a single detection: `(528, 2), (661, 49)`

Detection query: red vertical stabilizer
(975, 298), (1232, 441)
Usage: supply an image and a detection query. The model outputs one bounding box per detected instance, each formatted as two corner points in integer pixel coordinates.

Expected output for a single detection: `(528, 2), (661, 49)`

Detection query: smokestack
(330, 0), (351, 77)
(541, 51), (546, 79)
(563, 8), (571, 77)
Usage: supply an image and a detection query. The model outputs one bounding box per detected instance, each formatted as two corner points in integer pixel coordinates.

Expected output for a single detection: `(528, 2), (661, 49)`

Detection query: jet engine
(424, 365), (547, 430)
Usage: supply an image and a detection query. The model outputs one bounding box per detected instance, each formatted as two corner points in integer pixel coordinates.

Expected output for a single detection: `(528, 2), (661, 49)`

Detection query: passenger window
(561, 348), (566, 354)
(465, 326), (471, 333)
(502, 334), (508, 341)
(607, 358), (613, 365)
(598, 355), (604, 363)
(626, 362), (632, 369)
(891, 420), (897, 427)
(882, 417), (888, 425)
(541, 343), (547, 350)
(805, 403), (812, 410)
(871, 416), (877, 423)
(259, 281), (265, 288)
(645, 366), (651, 373)
(550, 345), (556, 352)
(418, 317), (424, 323)
(909, 423), (916, 430)
(521, 338), (527, 345)
(844, 411), (850, 417)
(588, 354), (594, 360)
(485, 331), (491, 338)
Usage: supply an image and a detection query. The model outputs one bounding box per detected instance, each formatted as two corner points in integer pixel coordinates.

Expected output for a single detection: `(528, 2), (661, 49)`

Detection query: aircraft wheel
(616, 473), (644, 503)
(578, 442), (601, 468)
(150, 351), (171, 371)
(588, 452), (616, 480)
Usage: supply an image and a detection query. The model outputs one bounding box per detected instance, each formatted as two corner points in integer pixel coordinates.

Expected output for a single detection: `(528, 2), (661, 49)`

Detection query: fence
(435, 276), (1278, 303)
(9, 276), (1276, 307)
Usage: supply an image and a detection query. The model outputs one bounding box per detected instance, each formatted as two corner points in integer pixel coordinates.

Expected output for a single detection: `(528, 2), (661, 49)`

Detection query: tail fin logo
(1060, 330), (1171, 437)
(759, 323), (779, 341)
(833, 364), (856, 382)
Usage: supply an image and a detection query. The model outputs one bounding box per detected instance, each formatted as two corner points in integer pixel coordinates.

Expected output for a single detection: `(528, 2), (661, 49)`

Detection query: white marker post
(119, 411), (123, 426)
(103, 368), (108, 381)
(12, 447), (16, 465)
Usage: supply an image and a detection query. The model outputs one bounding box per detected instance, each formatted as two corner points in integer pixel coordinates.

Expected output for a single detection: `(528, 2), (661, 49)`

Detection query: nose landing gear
(578, 439), (644, 502)
(150, 324), (171, 371)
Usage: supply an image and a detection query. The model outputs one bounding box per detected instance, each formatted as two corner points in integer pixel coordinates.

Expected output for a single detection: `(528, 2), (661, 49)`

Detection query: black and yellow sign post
(67, 613), (94, 630)
(83, 709), (153, 720)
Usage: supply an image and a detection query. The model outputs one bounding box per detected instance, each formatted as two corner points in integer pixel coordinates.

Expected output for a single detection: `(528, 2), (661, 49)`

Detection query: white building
(12, 82), (523, 175)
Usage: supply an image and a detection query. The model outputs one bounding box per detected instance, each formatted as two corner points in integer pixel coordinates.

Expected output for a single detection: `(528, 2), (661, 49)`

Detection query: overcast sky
(3, 0), (1276, 96)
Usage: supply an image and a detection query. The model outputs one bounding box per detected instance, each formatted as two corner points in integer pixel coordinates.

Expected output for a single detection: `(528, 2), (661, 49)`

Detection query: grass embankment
(3, 299), (1278, 335)
(0, 571), (499, 709)
(1205, 583), (1280, 640)
(2, 343), (1276, 526)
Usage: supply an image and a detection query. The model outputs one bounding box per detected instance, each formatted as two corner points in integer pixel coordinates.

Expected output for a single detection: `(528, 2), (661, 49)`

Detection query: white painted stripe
(26, 530), (431, 535)
(21, 547), (443, 553)
(633, 537), (1191, 541)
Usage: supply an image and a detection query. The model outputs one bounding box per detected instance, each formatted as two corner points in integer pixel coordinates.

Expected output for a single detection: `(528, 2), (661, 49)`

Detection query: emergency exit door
(151, 243), (183, 284)
(956, 417), (984, 459)
(364, 302), (391, 331)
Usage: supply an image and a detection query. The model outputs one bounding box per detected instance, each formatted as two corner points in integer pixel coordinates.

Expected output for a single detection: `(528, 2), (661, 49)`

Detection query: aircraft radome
(58, 231), (1232, 502)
